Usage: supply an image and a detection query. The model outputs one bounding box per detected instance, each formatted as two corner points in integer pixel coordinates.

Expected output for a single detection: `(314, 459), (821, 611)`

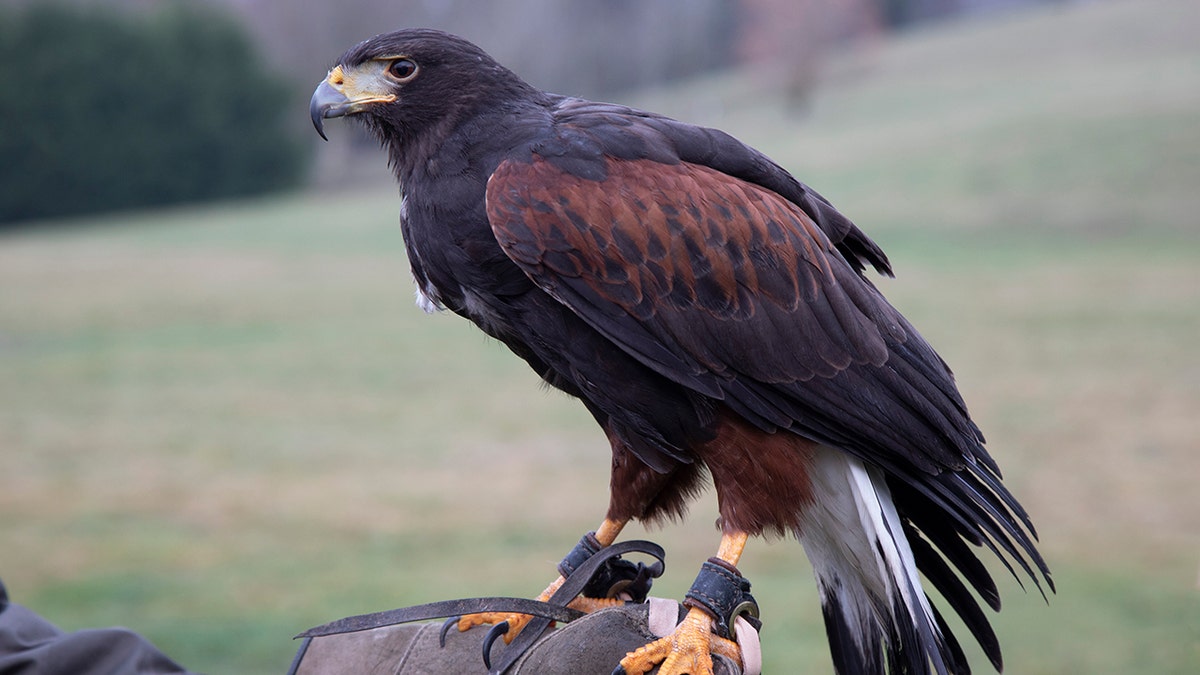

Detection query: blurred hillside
(0, 0), (1083, 219)
(64, 0), (1072, 97)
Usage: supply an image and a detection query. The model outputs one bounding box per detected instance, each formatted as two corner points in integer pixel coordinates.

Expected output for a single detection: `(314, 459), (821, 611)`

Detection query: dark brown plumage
(310, 29), (1051, 675)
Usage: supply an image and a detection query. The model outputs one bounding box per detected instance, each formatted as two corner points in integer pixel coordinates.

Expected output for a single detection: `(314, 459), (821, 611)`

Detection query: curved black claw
(438, 616), (460, 648)
(481, 620), (510, 669)
(610, 665), (628, 675)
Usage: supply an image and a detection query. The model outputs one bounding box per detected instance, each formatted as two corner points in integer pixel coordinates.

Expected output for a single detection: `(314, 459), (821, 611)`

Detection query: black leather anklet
(557, 531), (663, 603)
(682, 558), (760, 640)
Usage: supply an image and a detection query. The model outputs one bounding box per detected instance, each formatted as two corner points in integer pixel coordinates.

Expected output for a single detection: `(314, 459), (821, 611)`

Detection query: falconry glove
(289, 600), (758, 675)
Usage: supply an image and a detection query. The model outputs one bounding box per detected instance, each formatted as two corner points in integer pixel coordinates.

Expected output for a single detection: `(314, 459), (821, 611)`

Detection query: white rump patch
(796, 447), (938, 651)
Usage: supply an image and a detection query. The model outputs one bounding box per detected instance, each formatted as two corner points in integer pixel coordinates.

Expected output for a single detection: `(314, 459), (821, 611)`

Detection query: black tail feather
(800, 445), (1050, 675)
(946, 470), (1053, 599)
(905, 521), (1002, 671)
(928, 601), (973, 674)
(892, 480), (1001, 611)
(820, 580), (887, 675)
(854, 444), (1053, 675)
(817, 572), (962, 675)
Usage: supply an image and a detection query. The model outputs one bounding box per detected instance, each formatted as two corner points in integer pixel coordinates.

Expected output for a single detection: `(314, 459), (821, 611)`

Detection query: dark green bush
(0, 3), (308, 225)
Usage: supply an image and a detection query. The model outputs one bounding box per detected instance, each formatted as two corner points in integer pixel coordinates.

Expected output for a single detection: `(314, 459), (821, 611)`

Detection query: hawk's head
(309, 29), (537, 151)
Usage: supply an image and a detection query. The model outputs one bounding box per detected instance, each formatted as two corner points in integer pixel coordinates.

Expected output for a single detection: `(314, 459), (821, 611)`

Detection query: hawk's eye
(388, 59), (418, 81)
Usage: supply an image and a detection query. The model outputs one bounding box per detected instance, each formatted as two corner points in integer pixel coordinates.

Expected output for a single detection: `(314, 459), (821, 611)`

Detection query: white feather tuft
(797, 446), (947, 673)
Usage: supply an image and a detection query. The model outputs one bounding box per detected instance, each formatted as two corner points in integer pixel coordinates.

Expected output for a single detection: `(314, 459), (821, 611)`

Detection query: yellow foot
(453, 573), (564, 643)
(453, 609), (521, 643)
(617, 607), (742, 675)
(453, 577), (627, 643)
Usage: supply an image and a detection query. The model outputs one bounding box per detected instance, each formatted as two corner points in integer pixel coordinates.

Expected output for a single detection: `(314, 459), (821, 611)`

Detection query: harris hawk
(309, 29), (1052, 675)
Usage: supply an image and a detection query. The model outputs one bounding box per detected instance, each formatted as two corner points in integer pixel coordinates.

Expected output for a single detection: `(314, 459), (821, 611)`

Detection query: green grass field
(2, 0), (1198, 672)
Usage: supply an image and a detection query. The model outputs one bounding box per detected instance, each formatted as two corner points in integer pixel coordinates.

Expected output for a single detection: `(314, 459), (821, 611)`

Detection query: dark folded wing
(489, 154), (977, 471)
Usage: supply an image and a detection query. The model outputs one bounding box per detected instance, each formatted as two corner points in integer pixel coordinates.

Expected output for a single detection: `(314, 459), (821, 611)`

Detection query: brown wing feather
(489, 155), (898, 386)
(488, 153), (1001, 481)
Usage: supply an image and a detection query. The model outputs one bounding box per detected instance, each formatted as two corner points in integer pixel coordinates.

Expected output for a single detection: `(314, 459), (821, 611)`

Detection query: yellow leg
(618, 531), (750, 675)
(594, 517), (627, 547)
(716, 531), (748, 565)
(456, 518), (629, 642)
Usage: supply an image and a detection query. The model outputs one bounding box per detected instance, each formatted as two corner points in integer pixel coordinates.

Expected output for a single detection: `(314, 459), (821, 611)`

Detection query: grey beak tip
(310, 98), (330, 141)
(310, 79), (347, 141)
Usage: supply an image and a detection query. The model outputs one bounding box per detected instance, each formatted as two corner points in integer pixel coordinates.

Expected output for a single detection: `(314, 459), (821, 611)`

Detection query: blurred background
(1, 0), (1196, 672)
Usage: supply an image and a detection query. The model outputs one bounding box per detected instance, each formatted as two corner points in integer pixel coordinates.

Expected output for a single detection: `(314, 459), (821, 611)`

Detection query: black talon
(438, 616), (460, 648)
(610, 665), (627, 675)
(481, 621), (509, 669)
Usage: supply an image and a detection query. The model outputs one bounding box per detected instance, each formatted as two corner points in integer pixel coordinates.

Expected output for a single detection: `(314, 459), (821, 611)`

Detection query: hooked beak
(310, 64), (398, 141)
(310, 80), (349, 141)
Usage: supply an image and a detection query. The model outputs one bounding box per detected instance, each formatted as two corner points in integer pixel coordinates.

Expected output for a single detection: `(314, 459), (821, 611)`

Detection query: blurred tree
(0, 2), (308, 226)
